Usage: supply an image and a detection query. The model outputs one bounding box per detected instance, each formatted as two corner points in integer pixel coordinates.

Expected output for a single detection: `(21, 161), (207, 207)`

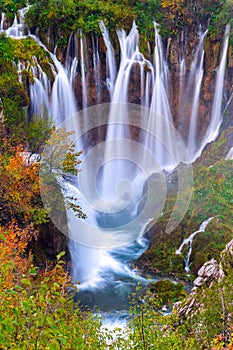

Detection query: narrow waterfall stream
(176, 217), (215, 272)
(2, 9), (231, 329)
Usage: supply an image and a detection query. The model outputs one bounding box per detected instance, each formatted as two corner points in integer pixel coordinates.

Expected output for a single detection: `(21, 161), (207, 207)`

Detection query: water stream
(176, 217), (214, 272)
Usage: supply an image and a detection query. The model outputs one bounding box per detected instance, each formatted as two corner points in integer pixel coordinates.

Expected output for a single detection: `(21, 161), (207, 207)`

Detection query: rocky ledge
(176, 239), (233, 318)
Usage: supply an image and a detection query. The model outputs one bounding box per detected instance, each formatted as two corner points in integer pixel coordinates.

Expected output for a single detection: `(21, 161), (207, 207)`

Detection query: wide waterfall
(2, 10), (231, 321)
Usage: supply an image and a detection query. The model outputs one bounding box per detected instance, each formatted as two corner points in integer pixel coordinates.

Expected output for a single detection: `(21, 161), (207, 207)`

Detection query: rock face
(193, 258), (224, 287)
(176, 240), (233, 319)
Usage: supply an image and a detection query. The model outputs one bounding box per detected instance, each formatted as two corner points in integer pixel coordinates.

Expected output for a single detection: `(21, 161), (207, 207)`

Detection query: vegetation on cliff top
(1, 0), (232, 47)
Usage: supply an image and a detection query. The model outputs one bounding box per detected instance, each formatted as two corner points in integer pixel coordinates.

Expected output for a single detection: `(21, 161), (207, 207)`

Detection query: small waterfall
(144, 22), (175, 168)
(225, 147), (233, 160)
(28, 58), (51, 117)
(50, 55), (77, 125)
(198, 25), (230, 155)
(92, 33), (101, 104)
(187, 29), (208, 159)
(99, 21), (117, 98)
(65, 32), (79, 86)
(0, 12), (5, 32)
(79, 31), (88, 109)
(5, 7), (29, 37)
(25, 34), (78, 125)
(176, 217), (214, 272)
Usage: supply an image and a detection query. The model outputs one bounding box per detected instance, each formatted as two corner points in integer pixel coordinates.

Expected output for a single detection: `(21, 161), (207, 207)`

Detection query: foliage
(24, 0), (134, 48)
(25, 113), (52, 154)
(111, 285), (200, 349)
(0, 145), (48, 226)
(208, 0), (233, 45)
(150, 279), (187, 308)
(139, 159), (233, 278)
(0, 228), (105, 349)
(0, 34), (51, 139)
(211, 327), (233, 349)
(40, 128), (86, 219)
(0, 0), (28, 19)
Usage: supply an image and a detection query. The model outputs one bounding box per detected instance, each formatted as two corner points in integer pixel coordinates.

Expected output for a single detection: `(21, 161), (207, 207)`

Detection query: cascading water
(65, 32), (79, 86)
(99, 21), (117, 98)
(102, 22), (154, 199)
(91, 33), (102, 105)
(198, 24), (231, 156)
(187, 29), (208, 160)
(4, 7), (29, 37)
(0, 12), (5, 32)
(3, 7), (231, 326)
(29, 58), (51, 117)
(176, 217), (214, 272)
(144, 22), (176, 168)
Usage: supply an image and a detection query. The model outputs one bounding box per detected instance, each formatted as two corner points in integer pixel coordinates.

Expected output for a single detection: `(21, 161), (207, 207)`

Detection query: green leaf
(56, 251), (66, 260)
(29, 267), (37, 276)
(21, 278), (32, 285)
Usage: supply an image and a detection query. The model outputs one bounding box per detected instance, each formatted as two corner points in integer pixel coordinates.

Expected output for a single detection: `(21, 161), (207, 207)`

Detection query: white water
(102, 22), (154, 200)
(0, 12), (5, 32)
(176, 217), (214, 272)
(145, 22), (174, 167)
(65, 32), (79, 86)
(187, 30), (208, 160)
(29, 58), (51, 116)
(99, 21), (117, 98)
(198, 25), (231, 156)
(225, 147), (233, 160)
(5, 7), (29, 37)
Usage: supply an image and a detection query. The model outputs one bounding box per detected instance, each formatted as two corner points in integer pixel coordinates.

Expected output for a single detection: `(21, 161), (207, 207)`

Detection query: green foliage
(115, 285), (200, 349)
(140, 158), (233, 278)
(208, 0), (233, 44)
(150, 279), (187, 308)
(25, 0), (134, 40)
(0, 34), (51, 139)
(0, 0), (28, 19)
(40, 128), (86, 219)
(26, 113), (52, 154)
(0, 250), (104, 349)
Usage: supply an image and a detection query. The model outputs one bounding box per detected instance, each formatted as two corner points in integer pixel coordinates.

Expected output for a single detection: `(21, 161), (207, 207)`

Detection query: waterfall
(0, 12), (5, 32)
(79, 31), (88, 109)
(144, 22), (175, 168)
(198, 25), (230, 155)
(101, 22), (154, 200)
(187, 29), (208, 160)
(176, 217), (214, 272)
(225, 147), (233, 160)
(92, 33), (101, 105)
(29, 58), (51, 117)
(3, 11), (231, 318)
(99, 21), (117, 98)
(5, 7), (29, 37)
(25, 34), (78, 125)
(65, 32), (79, 86)
(45, 54), (76, 125)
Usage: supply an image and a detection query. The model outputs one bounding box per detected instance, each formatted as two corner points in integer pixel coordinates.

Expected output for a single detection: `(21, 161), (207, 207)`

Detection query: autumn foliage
(0, 145), (48, 226)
